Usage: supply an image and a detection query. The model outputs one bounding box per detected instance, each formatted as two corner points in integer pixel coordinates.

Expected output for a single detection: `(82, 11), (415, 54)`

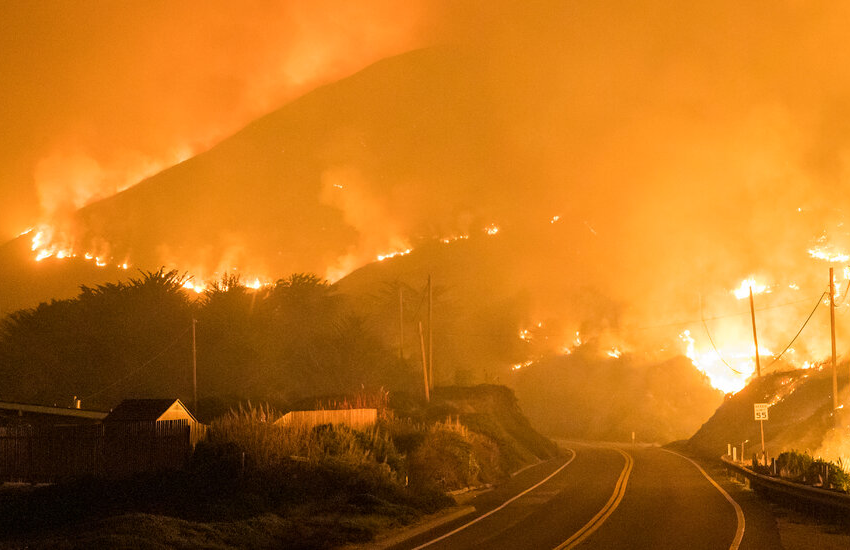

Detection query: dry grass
(207, 402), (397, 472)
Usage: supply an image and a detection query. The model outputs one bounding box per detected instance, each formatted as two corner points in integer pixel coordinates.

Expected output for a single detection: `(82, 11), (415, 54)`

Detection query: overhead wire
(82, 324), (191, 401)
(699, 290), (827, 375)
(699, 294), (744, 375)
(763, 291), (826, 371)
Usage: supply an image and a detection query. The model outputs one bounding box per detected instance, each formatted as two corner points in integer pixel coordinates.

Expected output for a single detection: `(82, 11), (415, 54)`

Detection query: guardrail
(721, 456), (850, 516)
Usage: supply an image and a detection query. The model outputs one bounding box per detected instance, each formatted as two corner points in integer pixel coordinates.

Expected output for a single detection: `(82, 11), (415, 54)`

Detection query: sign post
(754, 403), (769, 465)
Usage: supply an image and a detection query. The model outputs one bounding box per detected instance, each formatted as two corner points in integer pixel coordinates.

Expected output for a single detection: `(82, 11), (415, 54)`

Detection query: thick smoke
(319, 1), (850, 380)
(6, 1), (850, 387)
(0, 0), (430, 239)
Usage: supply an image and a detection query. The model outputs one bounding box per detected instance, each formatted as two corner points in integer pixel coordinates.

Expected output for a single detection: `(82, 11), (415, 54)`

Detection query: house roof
(0, 401), (108, 420)
(104, 399), (196, 423)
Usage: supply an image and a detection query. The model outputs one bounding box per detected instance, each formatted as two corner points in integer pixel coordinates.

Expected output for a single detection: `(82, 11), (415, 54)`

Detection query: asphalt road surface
(389, 442), (781, 550)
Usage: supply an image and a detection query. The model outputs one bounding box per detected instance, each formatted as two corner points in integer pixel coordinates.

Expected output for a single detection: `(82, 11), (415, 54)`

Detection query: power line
(763, 292), (827, 371)
(698, 291), (826, 376)
(700, 318), (744, 375)
(81, 325), (191, 401)
(699, 293), (744, 374)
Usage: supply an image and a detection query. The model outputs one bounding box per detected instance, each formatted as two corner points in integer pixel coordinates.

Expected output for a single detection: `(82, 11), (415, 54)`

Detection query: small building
(0, 400), (107, 428)
(275, 408), (377, 431)
(104, 399), (205, 445)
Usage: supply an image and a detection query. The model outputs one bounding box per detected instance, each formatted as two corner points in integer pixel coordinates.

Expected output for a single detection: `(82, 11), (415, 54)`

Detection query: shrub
(777, 450), (813, 482)
(406, 420), (501, 491)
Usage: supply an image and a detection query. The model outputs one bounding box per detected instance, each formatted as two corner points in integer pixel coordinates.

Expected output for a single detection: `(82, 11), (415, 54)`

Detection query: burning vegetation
(3, 2), (850, 473)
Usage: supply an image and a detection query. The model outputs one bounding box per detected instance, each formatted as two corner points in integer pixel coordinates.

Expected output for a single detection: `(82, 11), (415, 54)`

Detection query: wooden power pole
(830, 267), (838, 411)
(419, 321), (430, 402)
(428, 274), (433, 390)
(749, 285), (761, 378)
(192, 318), (198, 414)
(398, 286), (404, 360)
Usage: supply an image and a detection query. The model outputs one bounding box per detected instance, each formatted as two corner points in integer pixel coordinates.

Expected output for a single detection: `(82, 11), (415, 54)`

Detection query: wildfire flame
(376, 248), (412, 262)
(512, 359), (534, 371)
(21, 214), (850, 397)
(733, 278), (768, 300)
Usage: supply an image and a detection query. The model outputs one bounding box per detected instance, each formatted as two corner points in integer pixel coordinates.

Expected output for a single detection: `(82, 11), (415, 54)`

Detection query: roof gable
(104, 399), (196, 422)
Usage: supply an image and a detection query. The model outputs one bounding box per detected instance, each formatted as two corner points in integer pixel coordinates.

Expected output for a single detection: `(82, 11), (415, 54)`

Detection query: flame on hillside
(19, 210), (850, 398)
(733, 278), (769, 300)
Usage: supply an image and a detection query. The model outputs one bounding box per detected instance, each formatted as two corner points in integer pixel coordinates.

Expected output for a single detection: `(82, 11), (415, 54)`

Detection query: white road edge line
(661, 449), (745, 550)
(411, 449), (577, 550)
(554, 448), (634, 550)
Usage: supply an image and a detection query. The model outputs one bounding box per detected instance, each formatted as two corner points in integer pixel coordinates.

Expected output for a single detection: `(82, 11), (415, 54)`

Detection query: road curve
(388, 443), (746, 550)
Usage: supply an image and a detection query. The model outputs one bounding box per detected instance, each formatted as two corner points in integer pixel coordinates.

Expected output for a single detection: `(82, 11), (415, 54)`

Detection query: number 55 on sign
(754, 403), (769, 421)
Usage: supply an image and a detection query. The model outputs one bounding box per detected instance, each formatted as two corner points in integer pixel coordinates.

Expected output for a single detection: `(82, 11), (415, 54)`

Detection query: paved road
(389, 442), (780, 550)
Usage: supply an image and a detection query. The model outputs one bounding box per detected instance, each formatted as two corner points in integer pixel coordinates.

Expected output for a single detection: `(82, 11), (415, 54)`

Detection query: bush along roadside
(0, 387), (557, 549)
(750, 450), (850, 493)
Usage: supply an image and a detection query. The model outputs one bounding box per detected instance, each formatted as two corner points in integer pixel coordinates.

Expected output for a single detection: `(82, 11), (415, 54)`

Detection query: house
(0, 400), (107, 428)
(275, 408), (377, 430)
(104, 398), (205, 445)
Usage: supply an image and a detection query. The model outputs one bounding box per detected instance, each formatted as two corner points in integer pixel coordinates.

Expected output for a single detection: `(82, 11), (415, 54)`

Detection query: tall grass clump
(775, 450), (850, 491)
(405, 417), (501, 491)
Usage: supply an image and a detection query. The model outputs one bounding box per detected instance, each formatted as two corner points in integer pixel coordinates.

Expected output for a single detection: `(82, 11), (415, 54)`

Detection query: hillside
(334, 243), (725, 445)
(512, 347), (724, 444)
(0, 46), (498, 314)
(688, 363), (850, 461)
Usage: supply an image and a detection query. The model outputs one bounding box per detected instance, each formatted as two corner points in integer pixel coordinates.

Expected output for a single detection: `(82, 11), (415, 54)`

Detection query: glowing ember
(35, 249), (53, 261)
(550, 215), (560, 224)
(519, 329), (532, 341)
(182, 281), (206, 294)
(732, 278), (767, 300)
(512, 359), (534, 371)
(808, 246), (850, 263)
(440, 235), (469, 244)
(607, 348), (622, 358)
(376, 248), (412, 261)
(484, 224), (500, 236)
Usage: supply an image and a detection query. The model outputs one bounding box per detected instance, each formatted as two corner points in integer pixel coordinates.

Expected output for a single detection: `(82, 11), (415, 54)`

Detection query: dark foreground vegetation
(689, 365), (850, 461)
(0, 269), (411, 410)
(0, 386), (557, 549)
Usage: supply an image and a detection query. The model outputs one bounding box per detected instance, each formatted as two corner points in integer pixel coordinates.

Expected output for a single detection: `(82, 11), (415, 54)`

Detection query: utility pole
(830, 267), (838, 411)
(192, 318), (198, 414)
(418, 321), (430, 402)
(398, 286), (404, 360)
(428, 274), (433, 390)
(749, 285), (761, 378)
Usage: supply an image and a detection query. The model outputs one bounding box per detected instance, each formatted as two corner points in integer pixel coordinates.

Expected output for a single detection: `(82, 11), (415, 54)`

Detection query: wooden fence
(0, 420), (198, 483)
(275, 408), (378, 430)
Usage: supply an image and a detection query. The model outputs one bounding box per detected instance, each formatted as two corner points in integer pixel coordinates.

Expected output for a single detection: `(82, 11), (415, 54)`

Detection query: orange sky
(0, 0), (433, 240)
(5, 1), (850, 390)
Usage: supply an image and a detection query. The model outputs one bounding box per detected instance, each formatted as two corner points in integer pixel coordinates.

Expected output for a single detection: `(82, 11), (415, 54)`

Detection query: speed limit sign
(754, 403), (769, 421)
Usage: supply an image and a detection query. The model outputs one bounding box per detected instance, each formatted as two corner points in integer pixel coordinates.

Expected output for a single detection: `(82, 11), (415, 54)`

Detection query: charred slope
(335, 240), (724, 445)
(333, 236), (532, 386)
(512, 348), (724, 444)
(688, 364), (850, 460)
(0, 46), (497, 313)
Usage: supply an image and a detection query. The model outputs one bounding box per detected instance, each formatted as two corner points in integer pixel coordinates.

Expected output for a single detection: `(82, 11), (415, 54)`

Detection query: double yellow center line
(554, 448), (634, 550)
